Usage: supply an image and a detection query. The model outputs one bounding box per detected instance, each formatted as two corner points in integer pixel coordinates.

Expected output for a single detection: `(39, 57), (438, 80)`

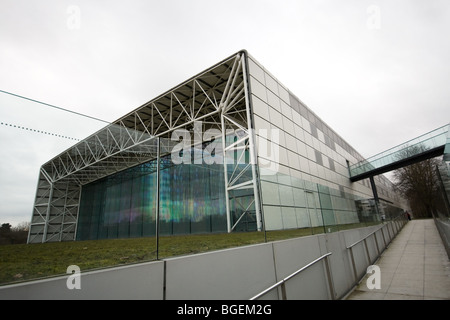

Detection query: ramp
(346, 219), (450, 300)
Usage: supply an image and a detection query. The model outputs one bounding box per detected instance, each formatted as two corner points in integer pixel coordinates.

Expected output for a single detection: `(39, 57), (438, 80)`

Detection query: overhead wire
(0, 121), (81, 141)
(0, 89), (110, 124)
(0, 89), (111, 141)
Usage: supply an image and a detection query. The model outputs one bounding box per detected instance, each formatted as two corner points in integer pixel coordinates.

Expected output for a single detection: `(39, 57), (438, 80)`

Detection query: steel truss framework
(28, 51), (263, 243)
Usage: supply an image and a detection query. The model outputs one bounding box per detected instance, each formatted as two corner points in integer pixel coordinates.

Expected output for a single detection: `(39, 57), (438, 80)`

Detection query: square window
(279, 185), (295, 206)
(263, 205), (283, 230)
(310, 123), (318, 139)
(295, 207), (311, 228)
(281, 207), (297, 229)
(328, 157), (336, 171)
(261, 181), (281, 205)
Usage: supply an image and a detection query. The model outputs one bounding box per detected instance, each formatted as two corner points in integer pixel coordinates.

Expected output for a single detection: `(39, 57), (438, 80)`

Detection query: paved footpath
(346, 219), (450, 300)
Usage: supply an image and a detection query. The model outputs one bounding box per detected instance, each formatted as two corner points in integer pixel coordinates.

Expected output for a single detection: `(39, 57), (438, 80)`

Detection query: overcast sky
(0, 0), (449, 227)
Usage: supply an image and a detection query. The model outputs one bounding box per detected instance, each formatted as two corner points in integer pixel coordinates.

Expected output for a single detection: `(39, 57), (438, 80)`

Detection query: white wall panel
(252, 94), (270, 119)
(250, 76), (267, 103)
(267, 90), (281, 112)
(278, 83), (290, 105)
(264, 73), (279, 96)
(268, 107), (283, 128)
(248, 57), (265, 84)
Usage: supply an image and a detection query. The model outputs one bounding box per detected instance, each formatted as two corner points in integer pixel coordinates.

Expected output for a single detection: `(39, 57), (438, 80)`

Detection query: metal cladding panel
(326, 230), (360, 298)
(271, 235), (330, 299)
(164, 242), (278, 300)
(0, 261), (165, 300)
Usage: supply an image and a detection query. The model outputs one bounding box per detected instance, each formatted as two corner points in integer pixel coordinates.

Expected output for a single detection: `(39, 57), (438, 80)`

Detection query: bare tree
(11, 221), (30, 232)
(0, 222), (29, 245)
(392, 145), (440, 218)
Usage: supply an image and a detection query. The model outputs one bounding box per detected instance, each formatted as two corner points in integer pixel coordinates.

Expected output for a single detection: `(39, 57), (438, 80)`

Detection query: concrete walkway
(346, 219), (450, 300)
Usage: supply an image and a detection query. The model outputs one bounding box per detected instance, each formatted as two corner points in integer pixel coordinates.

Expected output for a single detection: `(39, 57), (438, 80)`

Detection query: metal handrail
(346, 215), (407, 284)
(346, 215), (406, 249)
(250, 252), (333, 300)
(346, 225), (384, 249)
(251, 216), (407, 300)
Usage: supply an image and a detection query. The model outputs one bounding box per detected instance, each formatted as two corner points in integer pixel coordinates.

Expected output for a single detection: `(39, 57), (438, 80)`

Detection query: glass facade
(261, 169), (409, 236)
(77, 162), (158, 240)
(260, 169), (390, 233)
(76, 143), (257, 240)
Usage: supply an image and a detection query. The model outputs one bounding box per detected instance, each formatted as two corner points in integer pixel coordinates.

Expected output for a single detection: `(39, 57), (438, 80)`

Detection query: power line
(0, 121), (81, 141)
(0, 89), (110, 124)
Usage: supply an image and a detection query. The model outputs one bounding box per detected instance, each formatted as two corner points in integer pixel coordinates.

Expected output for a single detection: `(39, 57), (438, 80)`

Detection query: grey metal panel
(271, 235), (329, 299)
(0, 261), (165, 300)
(323, 232), (355, 299)
(283, 262), (329, 300)
(343, 228), (370, 281)
(165, 243), (277, 300)
(272, 235), (322, 279)
(434, 219), (450, 259)
(357, 226), (378, 265)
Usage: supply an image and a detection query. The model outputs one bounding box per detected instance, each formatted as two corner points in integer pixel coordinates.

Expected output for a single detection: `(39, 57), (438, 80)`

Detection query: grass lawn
(0, 222), (375, 285)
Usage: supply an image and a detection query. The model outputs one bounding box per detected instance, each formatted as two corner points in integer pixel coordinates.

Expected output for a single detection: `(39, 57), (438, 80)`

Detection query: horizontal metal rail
(346, 226), (384, 249)
(251, 215), (407, 300)
(346, 215), (407, 285)
(250, 252), (333, 300)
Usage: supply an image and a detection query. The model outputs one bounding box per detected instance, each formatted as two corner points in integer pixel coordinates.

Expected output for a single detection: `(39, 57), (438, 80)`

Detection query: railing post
(387, 221), (393, 240)
(280, 282), (287, 300)
(374, 232), (380, 256)
(381, 226), (387, 248)
(324, 255), (336, 300)
(363, 238), (371, 264)
(349, 246), (358, 282)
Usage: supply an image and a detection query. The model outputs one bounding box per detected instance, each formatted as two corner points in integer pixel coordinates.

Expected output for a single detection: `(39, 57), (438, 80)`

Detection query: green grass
(0, 222), (377, 286)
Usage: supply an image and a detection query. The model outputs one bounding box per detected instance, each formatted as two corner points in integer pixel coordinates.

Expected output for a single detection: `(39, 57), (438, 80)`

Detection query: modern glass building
(28, 50), (408, 243)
